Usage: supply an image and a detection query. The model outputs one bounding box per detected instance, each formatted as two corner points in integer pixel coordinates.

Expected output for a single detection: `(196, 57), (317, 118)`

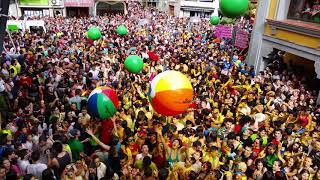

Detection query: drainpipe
(0, 0), (10, 54)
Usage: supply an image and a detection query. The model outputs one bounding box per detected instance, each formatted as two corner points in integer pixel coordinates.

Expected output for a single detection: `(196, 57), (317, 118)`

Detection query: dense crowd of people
(0, 2), (319, 180)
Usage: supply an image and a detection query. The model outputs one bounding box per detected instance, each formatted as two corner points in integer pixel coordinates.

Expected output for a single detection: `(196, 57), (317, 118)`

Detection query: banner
(19, 0), (49, 6)
(235, 29), (249, 48)
(214, 25), (233, 39)
(64, 0), (94, 7)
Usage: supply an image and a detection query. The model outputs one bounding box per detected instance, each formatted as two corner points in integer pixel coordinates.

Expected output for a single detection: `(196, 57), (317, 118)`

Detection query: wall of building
(8, 3), (21, 17)
(264, 24), (320, 50)
(247, 0), (320, 73)
(180, 0), (218, 9)
(177, 0), (219, 17)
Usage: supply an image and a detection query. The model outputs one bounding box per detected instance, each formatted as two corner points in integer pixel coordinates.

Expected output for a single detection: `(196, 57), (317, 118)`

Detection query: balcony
(266, 19), (320, 38)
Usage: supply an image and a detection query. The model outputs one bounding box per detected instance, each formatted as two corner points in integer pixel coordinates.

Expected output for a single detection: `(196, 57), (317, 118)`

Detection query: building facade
(9, 0), (128, 18)
(247, 0), (320, 73)
(12, 0), (65, 17)
(174, 0), (219, 18)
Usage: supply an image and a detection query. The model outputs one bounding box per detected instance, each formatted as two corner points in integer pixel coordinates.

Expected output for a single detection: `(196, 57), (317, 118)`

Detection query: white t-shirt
(97, 162), (107, 180)
(18, 159), (30, 176)
(22, 141), (33, 151)
(0, 80), (5, 92)
(90, 69), (100, 80)
(26, 163), (47, 180)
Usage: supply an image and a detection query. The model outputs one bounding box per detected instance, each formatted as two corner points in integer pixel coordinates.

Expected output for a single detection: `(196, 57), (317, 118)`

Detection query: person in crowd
(0, 1), (319, 180)
(26, 150), (47, 180)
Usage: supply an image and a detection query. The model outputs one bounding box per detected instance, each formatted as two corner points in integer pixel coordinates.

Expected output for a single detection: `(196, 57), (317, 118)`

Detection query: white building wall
(177, 0), (219, 17)
(180, 0), (218, 10)
(8, 3), (21, 18)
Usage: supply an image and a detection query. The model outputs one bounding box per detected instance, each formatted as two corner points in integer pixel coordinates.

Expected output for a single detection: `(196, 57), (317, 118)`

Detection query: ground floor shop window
(190, 11), (212, 18)
(23, 9), (49, 17)
(287, 0), (320, 23)
(66, 7), (89, 17)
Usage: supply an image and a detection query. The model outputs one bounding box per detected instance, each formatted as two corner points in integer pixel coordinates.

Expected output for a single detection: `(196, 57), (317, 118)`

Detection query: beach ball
(87, 26), (101, 41)
(117, 25), (128, 36)
(149, 71), (193, 116)
(88, 87), (119, 120)
(220, 0), (249, 18)
(210, 16), (220, 25)
(124, 55), (144, 74)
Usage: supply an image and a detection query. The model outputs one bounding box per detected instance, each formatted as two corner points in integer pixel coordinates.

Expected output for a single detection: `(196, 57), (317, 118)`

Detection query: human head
(141, 144), (149, 154)
(158, 168), (169, 180)
(31, 150), (41, 163)
(300, 169), (310, 180)
(23, 174), (36, 180)
(267, 144), (276, 155)
(0, 166), (5, 179)
(172, 139), (182, 149)
(42, 168), (56, 180)
(2, 158), (10, 170)
(52, 142), (63, 154)
(93, 156), (101, 167)
(272, 160), (282, 172)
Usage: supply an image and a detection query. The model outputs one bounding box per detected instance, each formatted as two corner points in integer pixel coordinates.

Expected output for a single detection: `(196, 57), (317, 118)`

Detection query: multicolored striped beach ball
(88, 87), (119, 120)
(149, 70), (193, 116)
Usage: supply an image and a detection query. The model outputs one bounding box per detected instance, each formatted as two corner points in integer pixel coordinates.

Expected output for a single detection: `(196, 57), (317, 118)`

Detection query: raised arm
(86, 128), (110, 151)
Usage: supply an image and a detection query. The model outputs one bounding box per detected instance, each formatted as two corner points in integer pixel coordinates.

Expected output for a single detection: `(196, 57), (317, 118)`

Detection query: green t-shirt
(266, 154), (278, 167)
(68, 139), (84, 162)
(135, 159), (158, 171)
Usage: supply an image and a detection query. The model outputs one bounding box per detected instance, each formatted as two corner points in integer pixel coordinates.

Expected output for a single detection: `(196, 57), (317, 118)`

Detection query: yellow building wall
(264, 24), (320, 50)
(267, 0), (278, 19)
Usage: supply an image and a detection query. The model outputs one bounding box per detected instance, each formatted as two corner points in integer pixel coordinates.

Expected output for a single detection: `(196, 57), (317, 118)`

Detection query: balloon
(87, 87), (119, 120)
(147, 51), (159, 62)
(87, 26), (101, 40)
(149, 71), (193, 116)
(124, 55), (144, 74)
(220, 0), (249, 18)
(117, 25), (128, 36)
(210, 16), (220, 25)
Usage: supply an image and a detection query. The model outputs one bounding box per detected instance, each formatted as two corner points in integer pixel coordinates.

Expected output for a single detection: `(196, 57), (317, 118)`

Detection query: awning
(64, 0), (94, 7)
(180, 6), (215, 12)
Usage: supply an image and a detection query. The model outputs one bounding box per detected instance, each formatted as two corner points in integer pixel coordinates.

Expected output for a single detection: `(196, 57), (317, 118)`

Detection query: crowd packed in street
(0, 2), (319, 180)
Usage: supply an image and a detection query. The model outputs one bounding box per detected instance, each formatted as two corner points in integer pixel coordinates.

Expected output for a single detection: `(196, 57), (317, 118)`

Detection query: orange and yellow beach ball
(149, 70), (193, 116)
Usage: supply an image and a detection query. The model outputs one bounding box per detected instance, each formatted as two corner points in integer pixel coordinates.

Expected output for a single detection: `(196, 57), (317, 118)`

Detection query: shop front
(96, 2), (125, 15)
(93, 0), (127, 16)
(19, 0), (50, 17)
(65, 0), (94, 17)
(18, 0), (64, 17)
(247, 0), (320, 74)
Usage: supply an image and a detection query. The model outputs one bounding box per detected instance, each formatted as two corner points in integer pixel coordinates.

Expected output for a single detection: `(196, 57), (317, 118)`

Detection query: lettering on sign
(235, 30), (249, 48)
(215, 25), (233, 39)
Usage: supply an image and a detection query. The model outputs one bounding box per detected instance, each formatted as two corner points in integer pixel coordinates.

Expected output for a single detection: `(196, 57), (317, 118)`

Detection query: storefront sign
(215, 25), (233, 38)
(64, 0), (94, 7)
(19, 0), (49, 6)
(235, 29), (249, 48)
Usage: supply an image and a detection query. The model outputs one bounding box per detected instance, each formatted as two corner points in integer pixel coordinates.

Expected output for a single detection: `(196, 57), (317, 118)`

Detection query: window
(29, 26), (44, 33)
(287, 0), (320, 23)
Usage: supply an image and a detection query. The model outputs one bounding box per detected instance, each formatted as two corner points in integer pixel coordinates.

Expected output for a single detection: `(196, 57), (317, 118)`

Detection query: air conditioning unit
(50, 0), (62, 6)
